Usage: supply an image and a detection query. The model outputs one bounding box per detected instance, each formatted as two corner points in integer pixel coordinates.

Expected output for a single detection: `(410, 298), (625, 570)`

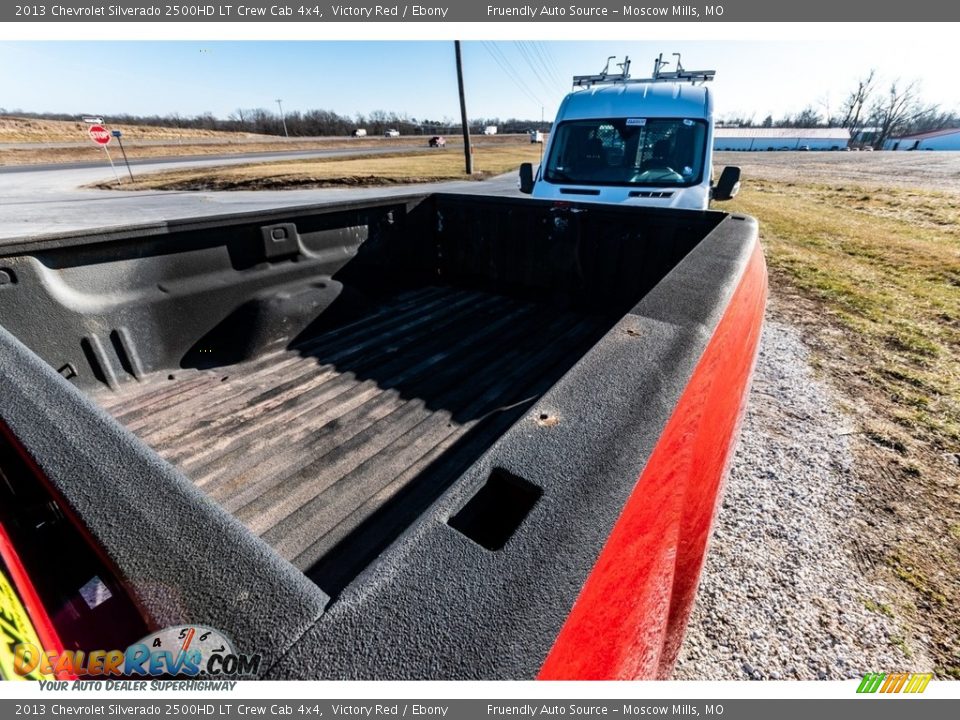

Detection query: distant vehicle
(798, 145), (810, 151)
(384, 129), (400, 138)
(353, 128), (367, 137)
(428, 135), (446, 148)
(529, 130), (544, 144)
(483, 125), (498, 135)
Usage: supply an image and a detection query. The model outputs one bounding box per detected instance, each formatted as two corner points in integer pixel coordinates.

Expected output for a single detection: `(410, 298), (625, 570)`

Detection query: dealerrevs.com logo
(857, 672), (933, 694)
(13, 625), (261, 679)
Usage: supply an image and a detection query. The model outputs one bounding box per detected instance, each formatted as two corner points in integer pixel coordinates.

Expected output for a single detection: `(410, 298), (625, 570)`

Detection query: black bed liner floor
(96, 285), (611, 594)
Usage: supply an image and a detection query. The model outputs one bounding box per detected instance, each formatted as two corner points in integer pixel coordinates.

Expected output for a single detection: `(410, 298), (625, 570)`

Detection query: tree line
(718, 70), (959, 148)
(5, 69), (956, 148)
(0, 107), (550, 137)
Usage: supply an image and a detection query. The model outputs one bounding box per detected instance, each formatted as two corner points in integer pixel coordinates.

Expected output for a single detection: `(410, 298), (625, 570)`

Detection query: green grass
(863, 599), (895, 618)
(890, 634), (914, 659)
(887, 550), (948, 607)
(726, 181), (960, 450)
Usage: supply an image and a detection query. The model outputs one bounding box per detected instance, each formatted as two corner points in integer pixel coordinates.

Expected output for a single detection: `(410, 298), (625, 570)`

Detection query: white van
(519, 55), (740, 210)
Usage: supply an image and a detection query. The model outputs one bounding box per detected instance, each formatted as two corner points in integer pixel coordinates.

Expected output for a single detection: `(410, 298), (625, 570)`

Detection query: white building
(713, 127), (851, 151)
(885, 128), (960, 151)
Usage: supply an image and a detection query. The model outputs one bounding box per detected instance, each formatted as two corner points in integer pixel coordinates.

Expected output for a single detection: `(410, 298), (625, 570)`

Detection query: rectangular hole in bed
(447, 468), (542, 551)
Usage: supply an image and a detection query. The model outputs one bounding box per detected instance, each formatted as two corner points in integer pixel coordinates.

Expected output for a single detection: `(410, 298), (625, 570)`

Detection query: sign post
(112, 130), (135, 183)
(87, 123), (121, 185)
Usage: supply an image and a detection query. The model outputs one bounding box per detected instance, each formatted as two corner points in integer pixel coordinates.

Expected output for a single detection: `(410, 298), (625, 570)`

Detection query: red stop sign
(88, 125), (111, 145)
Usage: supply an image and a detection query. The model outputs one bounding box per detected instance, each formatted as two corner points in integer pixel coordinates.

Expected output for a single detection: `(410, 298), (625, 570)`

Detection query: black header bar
(5, 1), (958, 22)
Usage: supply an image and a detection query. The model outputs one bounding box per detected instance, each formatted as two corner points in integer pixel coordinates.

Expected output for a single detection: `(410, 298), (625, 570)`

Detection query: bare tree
(839, 70), (876, 145)
(903, 104), (960, 136)
(794, 106), (823, 128)
(870, 80), (921, 149)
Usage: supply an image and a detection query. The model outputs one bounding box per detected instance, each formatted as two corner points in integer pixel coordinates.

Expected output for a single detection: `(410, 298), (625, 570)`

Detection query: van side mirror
(518, 163), (535, 194)
(713, 166), (741, 201)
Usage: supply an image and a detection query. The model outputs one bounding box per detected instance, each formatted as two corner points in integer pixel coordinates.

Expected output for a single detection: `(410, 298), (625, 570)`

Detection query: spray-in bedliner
(96, 285), (611, 595)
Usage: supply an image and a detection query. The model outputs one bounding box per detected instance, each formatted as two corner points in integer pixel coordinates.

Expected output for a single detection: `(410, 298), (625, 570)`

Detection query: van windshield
(543, 118), (708, 187)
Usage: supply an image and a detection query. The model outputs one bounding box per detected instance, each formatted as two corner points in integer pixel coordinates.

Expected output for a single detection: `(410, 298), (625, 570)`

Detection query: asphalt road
(0, 151), (521, 243)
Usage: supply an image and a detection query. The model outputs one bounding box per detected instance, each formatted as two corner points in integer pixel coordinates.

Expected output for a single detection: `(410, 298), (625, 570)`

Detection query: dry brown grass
(105, 146), (545, 191)
(0, 116), (257, 143)
(0, 122), (538, 167)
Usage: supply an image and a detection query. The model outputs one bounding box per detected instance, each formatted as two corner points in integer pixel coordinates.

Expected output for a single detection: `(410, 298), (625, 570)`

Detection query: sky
(1, 40), (958, 124)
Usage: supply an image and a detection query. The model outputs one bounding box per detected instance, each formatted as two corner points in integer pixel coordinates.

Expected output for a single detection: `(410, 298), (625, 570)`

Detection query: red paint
(0, 522), (74, 679)
(539, 241), (767, 680)
(0, 420), (149, 627)
(0, 422), (136, 680)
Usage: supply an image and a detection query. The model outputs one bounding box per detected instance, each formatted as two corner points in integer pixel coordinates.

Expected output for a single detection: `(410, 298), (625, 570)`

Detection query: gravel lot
(715, 150), (960, 192)
(675, 317), (927, 680)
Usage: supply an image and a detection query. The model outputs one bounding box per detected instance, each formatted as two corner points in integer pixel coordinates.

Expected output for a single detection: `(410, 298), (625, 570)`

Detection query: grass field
(103, 145), (546, 190)
(731, 181), (959, 448)
(719, 154), (960, 677)
(0, 116), (540, 167)
(0, 116), (259, 143)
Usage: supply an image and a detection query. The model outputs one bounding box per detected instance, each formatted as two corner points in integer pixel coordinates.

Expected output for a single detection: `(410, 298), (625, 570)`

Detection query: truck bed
(96, 285), (608, 592)
(0, 193), (765, 678)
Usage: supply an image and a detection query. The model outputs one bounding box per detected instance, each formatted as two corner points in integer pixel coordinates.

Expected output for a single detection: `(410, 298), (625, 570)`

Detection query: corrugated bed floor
(98, 286), (609, 592)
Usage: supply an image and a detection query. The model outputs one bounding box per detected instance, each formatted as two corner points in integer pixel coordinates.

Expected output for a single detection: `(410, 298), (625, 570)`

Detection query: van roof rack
(572, 53), (716, 89)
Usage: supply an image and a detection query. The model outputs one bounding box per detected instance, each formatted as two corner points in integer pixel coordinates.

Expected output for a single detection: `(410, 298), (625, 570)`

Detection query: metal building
(885, 128), (960, 151)
(713, 127), (851, 151)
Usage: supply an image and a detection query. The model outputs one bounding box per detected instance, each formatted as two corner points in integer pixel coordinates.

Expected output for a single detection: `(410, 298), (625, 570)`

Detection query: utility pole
(454, 41), (473, 175)
(276, 98), (289, 137)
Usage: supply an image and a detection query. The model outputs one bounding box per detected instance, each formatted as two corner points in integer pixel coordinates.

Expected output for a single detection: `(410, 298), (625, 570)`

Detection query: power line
(532, 41), (566, 89)
(481, 42), (543, 110)
(486, 42), (542, 106)
(514, 41), (556, 99)
(517, 41), (556, 94)
(537, 42), (567, 88)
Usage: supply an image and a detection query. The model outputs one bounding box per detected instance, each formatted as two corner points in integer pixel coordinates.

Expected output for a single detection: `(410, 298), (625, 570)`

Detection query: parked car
(384, 129), (400, 138)
(528, 130), (544, 144)
(353, 128), (367, 137)
(428, 135), (446, 148)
